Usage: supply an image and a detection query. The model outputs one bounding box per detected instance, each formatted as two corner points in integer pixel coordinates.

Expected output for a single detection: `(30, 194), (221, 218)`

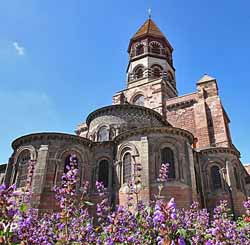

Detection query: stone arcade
(3, 18), (250, 215)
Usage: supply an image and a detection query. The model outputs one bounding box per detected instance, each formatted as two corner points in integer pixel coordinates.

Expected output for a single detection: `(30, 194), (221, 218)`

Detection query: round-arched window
(150, 41), (161, 54)
(98, 160), (109, 188)
(211, 166), (222, 191)
(97, 126), (109, 142)
(123, 152), (132, 184)
(18, 150), (30, 165)
(160, 147), (175, 179)
(153, 67), (161, 78)
(64, 155), (78, 173)
(12, 150), (31, 187)
(151, 65), (163, 78)
(134, 67), (144, 79)
(136, 44), (144, 56)
(133, 94), (144, 106)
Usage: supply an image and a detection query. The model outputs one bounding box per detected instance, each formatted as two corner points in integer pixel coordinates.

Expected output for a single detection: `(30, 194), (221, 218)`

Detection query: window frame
(160, 147), (175, 180)
(122, 152), (132, 184)
(210, 165), (222, 191)
(97, 159), (110, 188)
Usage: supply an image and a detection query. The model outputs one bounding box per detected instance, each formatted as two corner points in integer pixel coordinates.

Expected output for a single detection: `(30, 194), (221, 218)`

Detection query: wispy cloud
(13, 41), (25, 56)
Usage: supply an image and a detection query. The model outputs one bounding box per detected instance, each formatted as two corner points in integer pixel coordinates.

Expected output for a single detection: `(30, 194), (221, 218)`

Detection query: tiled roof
(132, 18), (165, 39)
(197, 74), (216, 84)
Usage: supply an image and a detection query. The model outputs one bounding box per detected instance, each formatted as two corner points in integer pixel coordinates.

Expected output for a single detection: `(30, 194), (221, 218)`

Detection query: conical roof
(128, 18), (173, 52)
(132, 18), (165, 39)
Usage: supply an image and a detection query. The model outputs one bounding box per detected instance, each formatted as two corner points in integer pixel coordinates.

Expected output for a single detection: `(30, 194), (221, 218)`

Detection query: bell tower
(126, 17), (177, 96)
(113, 17), (177, 116)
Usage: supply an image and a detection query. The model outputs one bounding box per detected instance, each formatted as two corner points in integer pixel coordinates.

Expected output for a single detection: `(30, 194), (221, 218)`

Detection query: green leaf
(19, 203), (28, 213)
(177, 228), (187, 238)
(84, 201), (94, 206)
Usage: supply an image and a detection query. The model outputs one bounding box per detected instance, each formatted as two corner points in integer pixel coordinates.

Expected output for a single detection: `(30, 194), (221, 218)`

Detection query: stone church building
(3, 18), (250, 215)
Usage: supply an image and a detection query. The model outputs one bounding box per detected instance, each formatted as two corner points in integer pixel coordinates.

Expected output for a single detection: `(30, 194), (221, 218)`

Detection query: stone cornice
(166, 98), (197, 110)
(114, 126), (194, 144)
(12, 132), (92, 150)
(197, 147), (240, 158)
(86, 104), (169, 126)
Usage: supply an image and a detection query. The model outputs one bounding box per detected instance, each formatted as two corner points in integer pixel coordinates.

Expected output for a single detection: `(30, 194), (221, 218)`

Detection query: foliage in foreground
(0, 157), (250, 245)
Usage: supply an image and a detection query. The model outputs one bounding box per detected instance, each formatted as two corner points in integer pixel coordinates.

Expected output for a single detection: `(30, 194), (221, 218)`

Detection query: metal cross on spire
(148, 8), (152, 19)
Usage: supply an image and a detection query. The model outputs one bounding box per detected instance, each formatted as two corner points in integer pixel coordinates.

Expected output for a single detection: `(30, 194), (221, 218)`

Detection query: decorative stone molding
(114, 126), (194, 144)
(198, 147), (240, 158)
(12, 133), (92, 150)
(86, 104), (169, 127)
(117, 142), (139, 160)
(166, 99), (197, 110)
(14, 145), (37, 163)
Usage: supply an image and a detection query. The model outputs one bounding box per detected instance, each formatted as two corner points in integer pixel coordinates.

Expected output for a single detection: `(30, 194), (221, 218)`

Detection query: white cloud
(13, 41), (25, 56)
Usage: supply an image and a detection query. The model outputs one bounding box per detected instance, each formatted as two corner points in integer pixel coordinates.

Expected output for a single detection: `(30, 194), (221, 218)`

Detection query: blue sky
(0, 0), (250, 164)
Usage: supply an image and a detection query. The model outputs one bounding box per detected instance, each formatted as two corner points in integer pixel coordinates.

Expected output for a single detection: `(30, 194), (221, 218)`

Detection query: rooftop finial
(148, 8), (152, 19)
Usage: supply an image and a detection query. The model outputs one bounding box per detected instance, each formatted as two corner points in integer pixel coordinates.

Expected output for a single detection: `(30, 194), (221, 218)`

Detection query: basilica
(3, 17), (250, 215)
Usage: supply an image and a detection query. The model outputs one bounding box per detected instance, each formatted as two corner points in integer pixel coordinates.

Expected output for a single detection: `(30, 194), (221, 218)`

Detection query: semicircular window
(14, 150), (31, 187)
(134, 66), (144, 79)
(136, 44), (144, 56)
(18, 150), (30, 165)
(211, 166), (222, 191)
(150, 42), (161, 54)
(98, 160), (109, 188)
(64, 155), (78, 173)
(123, 152), (132, 184)
(97, 126), (109, 142)
(133, 94), (144, 106)
(161, 147), (175, 179)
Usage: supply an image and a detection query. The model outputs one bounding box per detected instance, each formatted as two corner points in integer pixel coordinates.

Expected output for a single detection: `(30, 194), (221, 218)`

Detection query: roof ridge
(132, 18), (165, 39)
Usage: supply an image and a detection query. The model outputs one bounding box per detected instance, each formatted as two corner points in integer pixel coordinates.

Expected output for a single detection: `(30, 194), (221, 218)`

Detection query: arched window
(97, 126), (109, 142)
(136, 44), (144, 56)
(153, 67), (161, 78)
(150, 41), (161, 54)
(98, 160), (109, 188)
(18, 150), (30, 165)
(161, 147), (175, 179)
(13, 150), (31, 187)
(109, 127), (116, 140)
(123, 152), (132, 184)
(211, 166), (222, 191)
(64, 155), (78, 173)
(234, 167), (240, 190)
(133, 94), (144, 106)
(134, 66), (144, 79)
(151, 65), (163, 78)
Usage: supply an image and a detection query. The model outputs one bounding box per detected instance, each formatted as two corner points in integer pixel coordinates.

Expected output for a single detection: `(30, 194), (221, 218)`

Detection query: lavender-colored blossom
(1, 153), (250, 244)
(158, 163), (169, 183)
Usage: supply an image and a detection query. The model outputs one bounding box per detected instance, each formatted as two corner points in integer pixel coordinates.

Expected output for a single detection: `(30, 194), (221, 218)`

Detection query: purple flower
(178, 237), (186, 245)
(157, 163), (169, 183)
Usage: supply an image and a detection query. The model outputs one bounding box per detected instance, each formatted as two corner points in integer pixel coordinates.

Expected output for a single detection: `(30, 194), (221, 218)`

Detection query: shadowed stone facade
(3, 18), (250, 215)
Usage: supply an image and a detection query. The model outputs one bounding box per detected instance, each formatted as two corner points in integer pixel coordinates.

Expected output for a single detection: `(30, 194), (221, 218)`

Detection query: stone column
(193, 98), (210, 148)
(225, 160), (237, 215)
(140, 136), (150, 202)
(4, 157), (15, 186)
(31, 145), (49, 209)
(187, 142), (198, 202)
